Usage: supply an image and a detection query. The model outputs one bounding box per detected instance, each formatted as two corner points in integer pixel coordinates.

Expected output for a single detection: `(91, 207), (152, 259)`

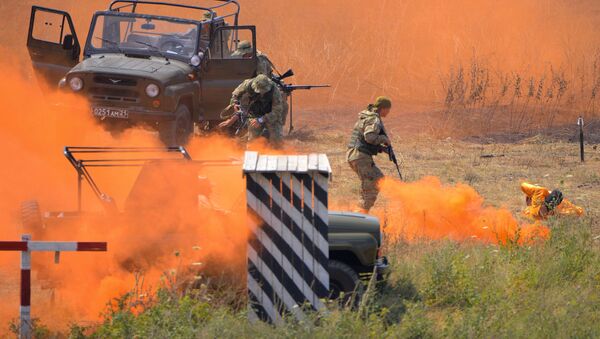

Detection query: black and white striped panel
(244, 152), (330, 324)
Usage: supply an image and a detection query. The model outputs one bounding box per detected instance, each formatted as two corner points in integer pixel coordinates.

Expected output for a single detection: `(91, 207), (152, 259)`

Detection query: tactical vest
(248, 87), (274, 117)
(347, 117), (384, 156)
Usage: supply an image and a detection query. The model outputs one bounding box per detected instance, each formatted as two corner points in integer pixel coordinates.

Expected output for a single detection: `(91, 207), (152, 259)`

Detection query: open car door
(200, 25), (257, 122)
(27, 6), (80, 87)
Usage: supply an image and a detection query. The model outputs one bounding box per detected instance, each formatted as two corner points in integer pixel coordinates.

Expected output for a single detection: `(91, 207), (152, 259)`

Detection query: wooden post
(578, 117), (584, 162)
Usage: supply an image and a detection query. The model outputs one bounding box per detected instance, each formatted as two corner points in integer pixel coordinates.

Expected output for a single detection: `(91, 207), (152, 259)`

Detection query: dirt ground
(288, 105), (600, 226)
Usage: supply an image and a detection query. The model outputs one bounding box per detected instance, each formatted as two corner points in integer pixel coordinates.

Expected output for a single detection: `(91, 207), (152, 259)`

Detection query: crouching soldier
(520, 182), (584, 220)
(347, 96), (393, 213)
(219, 74), (285, 147)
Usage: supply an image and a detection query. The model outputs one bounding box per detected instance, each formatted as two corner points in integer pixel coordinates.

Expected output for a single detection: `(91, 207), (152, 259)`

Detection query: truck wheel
(329, 260), (364, 308)
(21, 200), (44, 236)
(159, 105), (192, 146)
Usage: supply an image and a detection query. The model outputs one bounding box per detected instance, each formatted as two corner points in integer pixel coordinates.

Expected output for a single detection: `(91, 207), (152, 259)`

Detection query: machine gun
(271, 69), (330, 133)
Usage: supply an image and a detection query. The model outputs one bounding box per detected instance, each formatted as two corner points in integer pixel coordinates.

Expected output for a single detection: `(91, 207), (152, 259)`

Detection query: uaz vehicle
(21, 147), (388, 301)
(27, 0), (265, 145)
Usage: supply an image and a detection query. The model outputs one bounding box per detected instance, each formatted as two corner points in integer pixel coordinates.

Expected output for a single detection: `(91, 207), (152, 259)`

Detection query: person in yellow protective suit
(520, 182), (584, 220)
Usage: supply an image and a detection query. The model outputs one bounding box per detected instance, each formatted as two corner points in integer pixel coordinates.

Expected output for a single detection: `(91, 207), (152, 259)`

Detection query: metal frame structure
(108, 0), (241, 26)
(62, 146), (239, 213)
(84, 0), (241, 61)
(63, 146), (191, 212)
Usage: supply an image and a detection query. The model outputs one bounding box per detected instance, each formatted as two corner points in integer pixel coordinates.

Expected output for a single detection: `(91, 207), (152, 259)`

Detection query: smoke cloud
(374, 177), (549, 244)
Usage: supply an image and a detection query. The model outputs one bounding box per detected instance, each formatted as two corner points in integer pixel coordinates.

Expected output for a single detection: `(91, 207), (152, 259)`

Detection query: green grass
(16, 215), (600, 338)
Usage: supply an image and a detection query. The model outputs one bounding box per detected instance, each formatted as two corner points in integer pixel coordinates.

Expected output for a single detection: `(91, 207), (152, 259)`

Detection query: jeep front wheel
(329, 260), (364, 307)
(159, 105), (192, 146)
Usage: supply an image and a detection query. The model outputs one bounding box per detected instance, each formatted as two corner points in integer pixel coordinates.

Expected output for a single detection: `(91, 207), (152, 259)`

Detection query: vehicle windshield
(88, 13), (201, 59)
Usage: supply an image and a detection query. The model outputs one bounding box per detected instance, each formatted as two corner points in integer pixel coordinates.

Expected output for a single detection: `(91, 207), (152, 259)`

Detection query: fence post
(578, 116), (584, 162)
(20, 234), (31, 339)
(243, 152), (331, 324)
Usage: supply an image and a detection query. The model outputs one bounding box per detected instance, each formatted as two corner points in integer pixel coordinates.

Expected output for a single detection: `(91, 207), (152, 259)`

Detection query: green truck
(21, 147), (388, 301)
(27, 0), (267, 145)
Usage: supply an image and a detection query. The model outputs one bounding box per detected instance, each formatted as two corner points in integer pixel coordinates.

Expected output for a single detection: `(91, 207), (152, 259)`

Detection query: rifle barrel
(284, 85), (331, 90)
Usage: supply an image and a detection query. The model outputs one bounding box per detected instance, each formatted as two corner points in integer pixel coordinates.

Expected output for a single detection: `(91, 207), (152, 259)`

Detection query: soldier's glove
(249, 117), (264, 128)
(218, 114), (239, 128)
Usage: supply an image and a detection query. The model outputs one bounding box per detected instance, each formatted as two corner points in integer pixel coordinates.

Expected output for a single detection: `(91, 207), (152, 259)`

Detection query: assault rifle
(271, 69), (330, 133)
(379, 120), (403, 180)
(381, 145), (403, 180)
(229, 102), (269, 138)
(228, 100), (249, 136)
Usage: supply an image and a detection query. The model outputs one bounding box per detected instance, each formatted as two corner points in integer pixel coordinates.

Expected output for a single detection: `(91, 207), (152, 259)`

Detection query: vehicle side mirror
(62, 35), (74, 50)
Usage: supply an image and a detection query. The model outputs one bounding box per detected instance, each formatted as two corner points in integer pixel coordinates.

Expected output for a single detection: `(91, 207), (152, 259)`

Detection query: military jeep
(21, 147), (388, 301)
(27, 0), (262, 145)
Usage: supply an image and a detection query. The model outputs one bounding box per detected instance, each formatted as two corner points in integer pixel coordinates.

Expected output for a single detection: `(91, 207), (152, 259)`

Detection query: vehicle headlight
(190, 54), (201, 67)
(145, 83), (160, 98)
(69, 77), (83, 91)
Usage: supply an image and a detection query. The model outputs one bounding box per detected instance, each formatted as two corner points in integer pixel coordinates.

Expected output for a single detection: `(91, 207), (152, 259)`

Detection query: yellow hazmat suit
(520, 182), (584, 220)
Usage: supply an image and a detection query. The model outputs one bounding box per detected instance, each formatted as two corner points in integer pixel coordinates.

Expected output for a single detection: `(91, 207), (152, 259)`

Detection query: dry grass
(285, 128), (600, 222)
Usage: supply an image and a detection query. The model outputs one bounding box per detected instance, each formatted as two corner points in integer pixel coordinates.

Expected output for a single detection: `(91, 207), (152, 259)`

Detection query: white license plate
(93, 107), (129, 119)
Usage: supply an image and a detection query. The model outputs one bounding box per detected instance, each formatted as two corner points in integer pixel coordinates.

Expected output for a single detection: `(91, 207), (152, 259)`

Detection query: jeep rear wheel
(329, 260), (364, 308)
(159, 105), (192, 146)
(21, 200), (44, 237)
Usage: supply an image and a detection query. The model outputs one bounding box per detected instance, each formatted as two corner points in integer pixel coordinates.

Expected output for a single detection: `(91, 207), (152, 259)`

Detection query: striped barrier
(0, 235), (107, 339)
(243, 151), (331, 324)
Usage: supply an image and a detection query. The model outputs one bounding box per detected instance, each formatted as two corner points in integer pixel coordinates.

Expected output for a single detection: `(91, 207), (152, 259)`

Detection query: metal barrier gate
(0, 235), (107, 339)
(243, 151), (331, 324)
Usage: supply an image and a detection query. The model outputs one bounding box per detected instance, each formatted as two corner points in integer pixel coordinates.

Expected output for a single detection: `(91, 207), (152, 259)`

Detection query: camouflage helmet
(203, 11), (216, 20)
(373, 96), (392, 109)
(251, 74), (273, 94)
(236, 40), (253, 54)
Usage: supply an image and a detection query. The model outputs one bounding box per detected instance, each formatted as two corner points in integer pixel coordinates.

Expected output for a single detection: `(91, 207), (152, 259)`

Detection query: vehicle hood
(328, 211), (381, 245)
(69, 54), (192, 83)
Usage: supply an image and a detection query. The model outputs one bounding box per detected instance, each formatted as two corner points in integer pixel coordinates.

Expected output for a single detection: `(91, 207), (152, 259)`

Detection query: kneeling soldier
(219, 74), (285, 146)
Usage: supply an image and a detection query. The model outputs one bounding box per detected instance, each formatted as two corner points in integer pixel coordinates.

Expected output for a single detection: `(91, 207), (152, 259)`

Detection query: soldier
(520, 182), (584, 220)
(347, 96), (393, 213)
(218, 74), (285, 146)
(231, 40), (273, 77)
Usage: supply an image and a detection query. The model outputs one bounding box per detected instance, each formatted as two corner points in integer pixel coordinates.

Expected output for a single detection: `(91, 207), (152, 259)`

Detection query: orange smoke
(375, 176), (549, 244)
(0, 63), (251, 328)
(4, 0), (600, 107)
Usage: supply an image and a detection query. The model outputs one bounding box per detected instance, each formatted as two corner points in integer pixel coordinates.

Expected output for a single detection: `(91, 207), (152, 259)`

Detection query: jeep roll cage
(108, 0), (240, 26)
(84, 1), (242, 62)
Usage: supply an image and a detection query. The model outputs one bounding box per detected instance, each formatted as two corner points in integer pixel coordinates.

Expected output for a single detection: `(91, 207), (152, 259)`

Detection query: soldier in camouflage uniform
(231, 40), (273, 77)
(219, 74), (285, 146)
(347, 96), (393, 213)
(230, 41), (290, 132)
